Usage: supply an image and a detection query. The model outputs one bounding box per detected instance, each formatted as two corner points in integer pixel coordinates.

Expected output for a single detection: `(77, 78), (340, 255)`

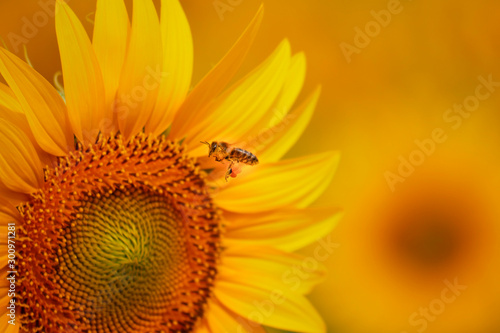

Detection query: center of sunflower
(17, 133), (220, 333)
(64, 188), (189, 330)
(396, 218), (457, 266)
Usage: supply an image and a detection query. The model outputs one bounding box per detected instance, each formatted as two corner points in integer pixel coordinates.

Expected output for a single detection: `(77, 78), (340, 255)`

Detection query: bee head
(201, 141), (218, 157)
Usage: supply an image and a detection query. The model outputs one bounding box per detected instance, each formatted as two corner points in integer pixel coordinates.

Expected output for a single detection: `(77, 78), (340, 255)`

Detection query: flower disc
(17, 134), (221, 332)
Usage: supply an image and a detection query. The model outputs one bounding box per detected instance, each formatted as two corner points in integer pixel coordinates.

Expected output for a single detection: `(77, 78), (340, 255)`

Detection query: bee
(201, 141), (259, 181)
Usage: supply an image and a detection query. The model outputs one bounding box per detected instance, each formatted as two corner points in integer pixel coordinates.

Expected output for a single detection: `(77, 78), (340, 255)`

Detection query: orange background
(1, 1), (500, 332)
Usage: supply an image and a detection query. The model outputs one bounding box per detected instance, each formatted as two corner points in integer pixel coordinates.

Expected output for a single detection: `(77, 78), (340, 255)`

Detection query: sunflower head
(17, 133), (220, 331)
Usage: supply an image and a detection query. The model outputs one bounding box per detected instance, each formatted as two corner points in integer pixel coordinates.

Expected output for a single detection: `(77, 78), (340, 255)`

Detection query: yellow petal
(268, 52), (307, 128)
(146, 0), (193, 136)
(258, 86), (321, 162)
(0, 265), (7, 284)
(206, 298), (266, 333)
(0, 48), (72, 156)
(116, 0), (162, 140)
(185, 39), (291, 155)
(0, 295), (9, 319)
(0, 183), (29, 206)
(0, 197), (21, 225)
(0, 104), (52, 168)
(93, 0), (130, 135)
(224, 207), (341, 251)
(214, 151), (340, 213)
(242, 52), (306, 140)
(169, 5), (264, 139)
(0, 103), (33, 136)
(56, 0), (107, 145)
(0, 311), (19, 333)
(219, 246), (327, 295)
(0, 118), (43, 193)
(0, 199), (20, 267)
(194, 322), (211, 333)
(214, 280), (325, 333)
(0, 82), (21, 112)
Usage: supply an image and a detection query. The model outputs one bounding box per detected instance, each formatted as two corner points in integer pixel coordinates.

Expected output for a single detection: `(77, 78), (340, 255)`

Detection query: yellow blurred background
(2, 0), (500, 332)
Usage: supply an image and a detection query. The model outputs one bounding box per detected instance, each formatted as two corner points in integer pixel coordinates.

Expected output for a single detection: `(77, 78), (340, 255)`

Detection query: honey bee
(201, 141), (259, 181)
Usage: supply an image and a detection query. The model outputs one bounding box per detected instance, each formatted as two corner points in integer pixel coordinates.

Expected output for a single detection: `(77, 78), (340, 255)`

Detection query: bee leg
(225, 162), (234, 182)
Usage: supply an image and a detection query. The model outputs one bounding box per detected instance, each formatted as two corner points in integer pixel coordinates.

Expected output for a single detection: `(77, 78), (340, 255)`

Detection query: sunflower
(0, 0), (340, 332)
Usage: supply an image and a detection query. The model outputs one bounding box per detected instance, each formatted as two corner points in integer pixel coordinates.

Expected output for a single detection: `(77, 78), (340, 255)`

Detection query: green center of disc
(56, 187), (189, 331)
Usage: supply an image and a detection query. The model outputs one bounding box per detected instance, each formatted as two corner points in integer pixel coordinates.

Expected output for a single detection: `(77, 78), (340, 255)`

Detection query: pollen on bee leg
(230, 164), (243, 178)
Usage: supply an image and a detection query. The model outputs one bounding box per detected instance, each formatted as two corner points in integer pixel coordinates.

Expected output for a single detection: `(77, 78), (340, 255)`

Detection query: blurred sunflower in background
(0, 0), (340, 332)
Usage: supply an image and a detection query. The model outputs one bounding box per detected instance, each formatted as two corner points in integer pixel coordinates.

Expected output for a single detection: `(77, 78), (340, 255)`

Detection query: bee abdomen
(230, 148), (258, 165)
